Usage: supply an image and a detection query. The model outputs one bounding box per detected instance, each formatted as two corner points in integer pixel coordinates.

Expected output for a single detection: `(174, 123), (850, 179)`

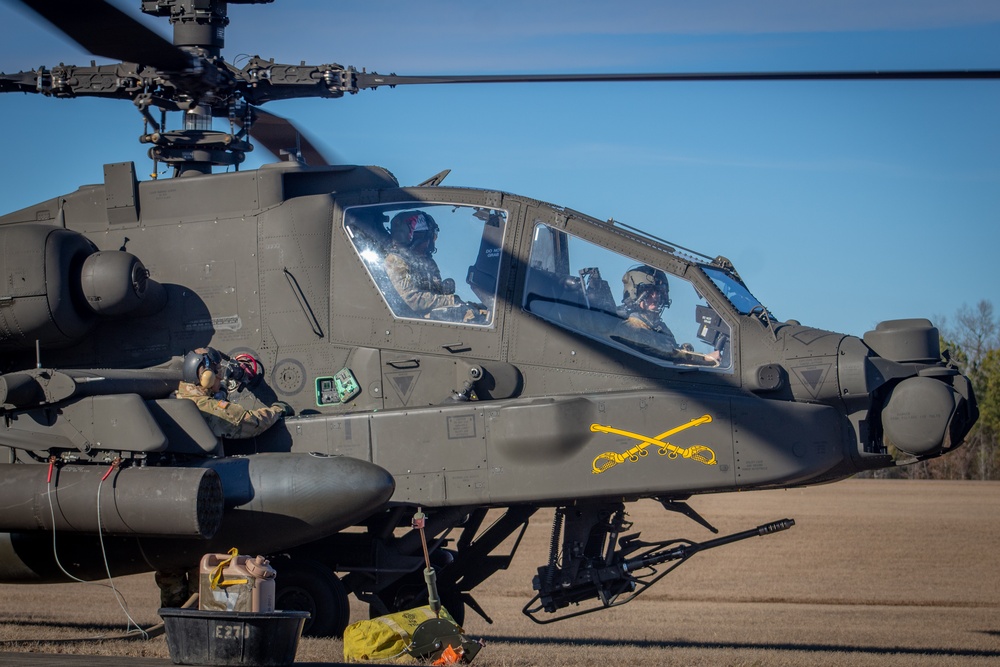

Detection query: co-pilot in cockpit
(523, 223), (734, 371)
(611, 265), (721, 366)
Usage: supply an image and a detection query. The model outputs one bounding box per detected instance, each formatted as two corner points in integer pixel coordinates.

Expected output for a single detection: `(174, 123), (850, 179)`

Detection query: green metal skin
(0, 160), (977, 632)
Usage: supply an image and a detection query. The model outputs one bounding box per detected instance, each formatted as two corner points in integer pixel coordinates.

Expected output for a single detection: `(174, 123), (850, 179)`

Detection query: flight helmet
(182, 347), (223, 388)
(389, 210), (439, 251)
(622, 265), (671, 312)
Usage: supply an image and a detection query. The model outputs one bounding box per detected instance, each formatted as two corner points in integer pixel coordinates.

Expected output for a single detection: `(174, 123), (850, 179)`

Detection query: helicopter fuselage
(0, 160), (976, 629)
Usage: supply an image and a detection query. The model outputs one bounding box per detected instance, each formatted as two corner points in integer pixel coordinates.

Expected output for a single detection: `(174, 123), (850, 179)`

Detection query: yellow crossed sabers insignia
(590, 414), (716, 474)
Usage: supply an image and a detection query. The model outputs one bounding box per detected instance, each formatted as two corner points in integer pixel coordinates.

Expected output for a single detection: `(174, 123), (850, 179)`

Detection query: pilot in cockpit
(613, 265), (720, 366)
(384, 210), (485, 322)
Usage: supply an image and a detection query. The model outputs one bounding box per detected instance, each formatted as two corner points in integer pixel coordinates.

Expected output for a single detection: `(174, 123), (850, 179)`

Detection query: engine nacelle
(0, 225), (164, 349)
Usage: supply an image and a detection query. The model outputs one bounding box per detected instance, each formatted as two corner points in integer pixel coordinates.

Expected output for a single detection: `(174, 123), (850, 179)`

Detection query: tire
(274, 558), (350, 638)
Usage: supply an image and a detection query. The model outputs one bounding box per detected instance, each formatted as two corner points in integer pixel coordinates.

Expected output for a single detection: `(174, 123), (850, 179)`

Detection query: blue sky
(1, 0), (998, 339)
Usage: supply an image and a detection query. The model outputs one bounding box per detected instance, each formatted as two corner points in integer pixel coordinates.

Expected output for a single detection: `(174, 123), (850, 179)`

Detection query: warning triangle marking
(791, 364), (832, 399)
(387, 371), (420, 405)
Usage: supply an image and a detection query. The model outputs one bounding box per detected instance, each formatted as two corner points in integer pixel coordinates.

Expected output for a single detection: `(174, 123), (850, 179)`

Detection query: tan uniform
(384, 248), (460, 315)
(176, 381), (283, 439)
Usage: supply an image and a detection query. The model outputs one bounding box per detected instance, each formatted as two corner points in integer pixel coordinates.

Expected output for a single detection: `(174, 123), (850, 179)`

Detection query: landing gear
(523, 503), (795, 623)
(348, 505), (537, 628)
(273, 558), (350, 637)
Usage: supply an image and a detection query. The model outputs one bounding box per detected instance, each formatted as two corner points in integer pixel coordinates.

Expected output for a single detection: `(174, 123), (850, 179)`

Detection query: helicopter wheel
(274, 558), (350, 638)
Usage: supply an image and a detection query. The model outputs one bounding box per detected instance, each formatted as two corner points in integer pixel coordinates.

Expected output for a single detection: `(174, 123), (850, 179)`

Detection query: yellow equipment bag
(343, 605), (456, 662)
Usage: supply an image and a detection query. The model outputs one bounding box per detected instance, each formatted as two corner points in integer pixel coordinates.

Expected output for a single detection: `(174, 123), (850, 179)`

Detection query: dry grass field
(0, 479), (997, 666)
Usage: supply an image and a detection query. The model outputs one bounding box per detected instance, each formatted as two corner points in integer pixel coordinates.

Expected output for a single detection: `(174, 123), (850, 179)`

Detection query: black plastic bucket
(159, 607), (310, 666)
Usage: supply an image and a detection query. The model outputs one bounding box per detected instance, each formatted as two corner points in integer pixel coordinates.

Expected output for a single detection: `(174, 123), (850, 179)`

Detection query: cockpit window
(345, 203), (506, 326)
(523, 223), (733, 371)
(701, 265), (774, 319)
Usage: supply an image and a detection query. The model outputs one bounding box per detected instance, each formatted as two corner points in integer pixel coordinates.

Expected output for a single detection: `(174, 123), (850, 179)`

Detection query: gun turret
(524, 515), (795, 623)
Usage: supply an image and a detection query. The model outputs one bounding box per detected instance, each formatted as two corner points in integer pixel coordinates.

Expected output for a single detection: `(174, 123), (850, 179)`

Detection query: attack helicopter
(0, 0), (987, 638)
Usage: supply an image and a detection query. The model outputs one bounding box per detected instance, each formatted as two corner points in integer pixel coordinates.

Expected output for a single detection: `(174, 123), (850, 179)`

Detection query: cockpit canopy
(344, 200), (764, 373)
(345, 203), (505, 327)
(523, 223), (735, 371)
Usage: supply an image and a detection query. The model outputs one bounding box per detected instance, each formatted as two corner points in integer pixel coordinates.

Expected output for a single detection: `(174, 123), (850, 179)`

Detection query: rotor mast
(139, 0), (270, 176)
(142, 0), (235, 59)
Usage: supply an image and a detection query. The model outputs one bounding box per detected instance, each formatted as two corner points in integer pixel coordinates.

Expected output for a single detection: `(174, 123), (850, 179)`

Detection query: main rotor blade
(0, 71), (37, 93)
(239, 107), (331, 166)
(355, 68), (1000, 90)
(16, 0), (192, 72)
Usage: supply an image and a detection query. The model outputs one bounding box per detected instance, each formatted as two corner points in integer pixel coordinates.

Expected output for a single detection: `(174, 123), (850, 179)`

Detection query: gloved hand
(271, 401), (294, 417)
(441, 277), (456, 295)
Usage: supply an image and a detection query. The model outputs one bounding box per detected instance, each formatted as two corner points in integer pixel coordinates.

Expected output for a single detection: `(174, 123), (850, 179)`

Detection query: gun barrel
(624, 518), (795, 571)
(702, 518), (796, 550)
